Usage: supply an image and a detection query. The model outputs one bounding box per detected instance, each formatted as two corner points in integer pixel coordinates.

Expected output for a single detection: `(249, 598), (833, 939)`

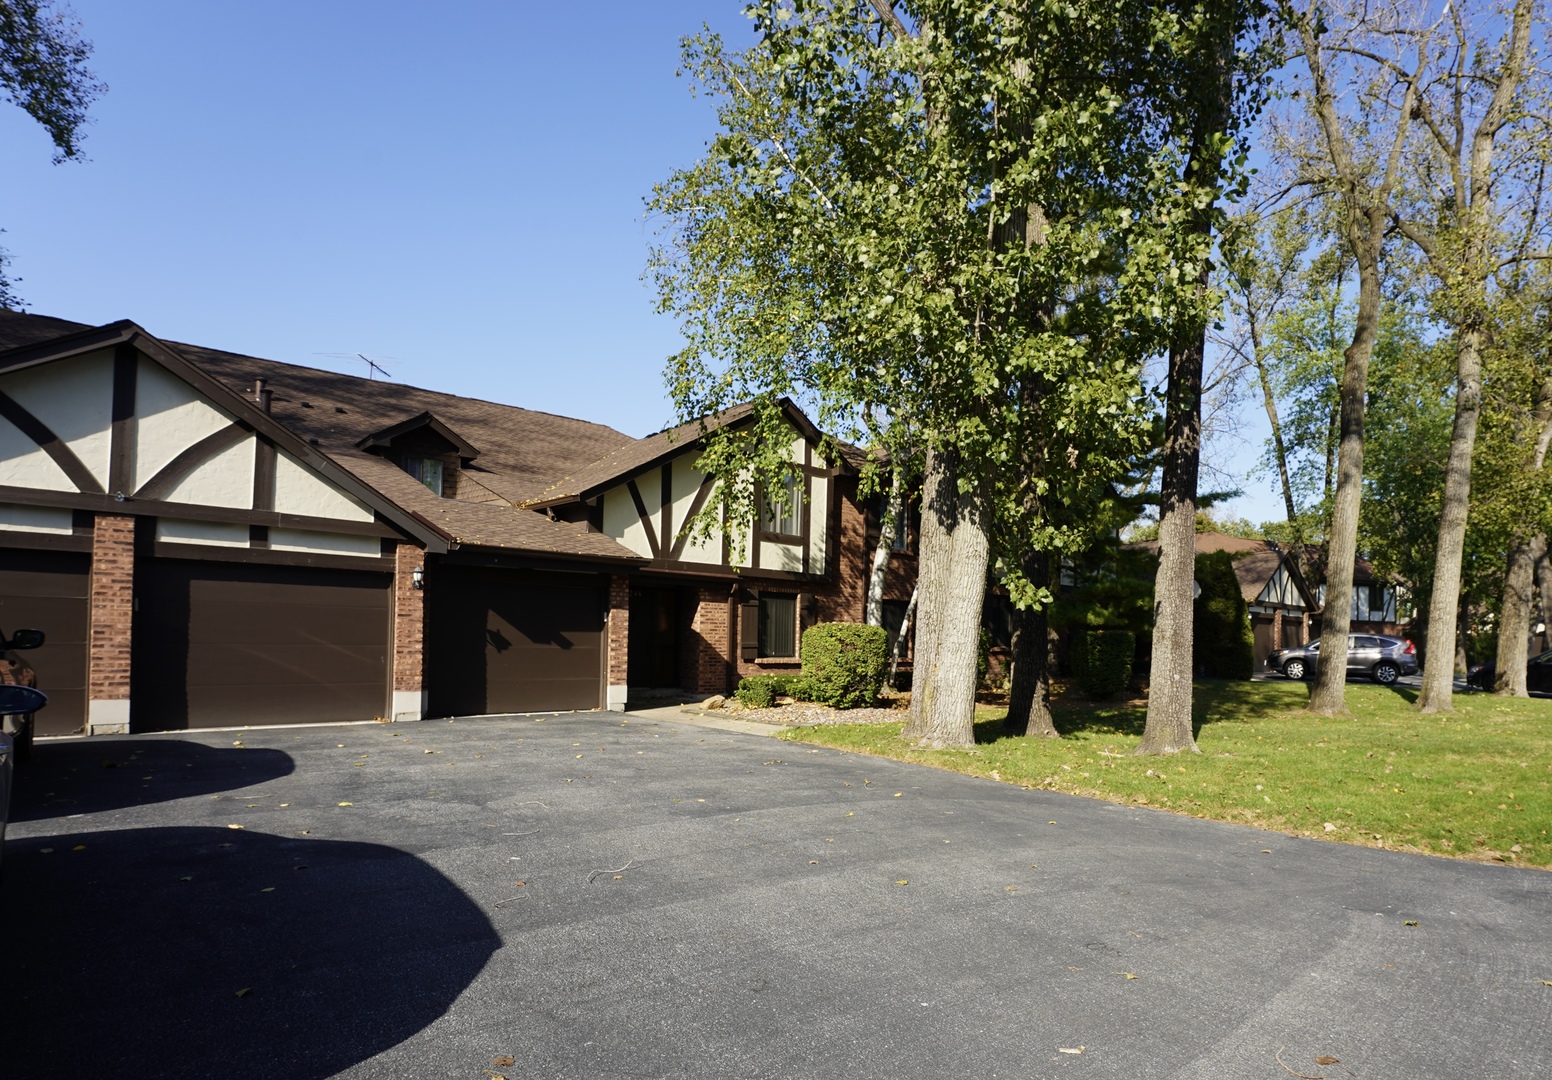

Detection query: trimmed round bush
(800, 622), (889, 708)
(736, 675), (780, 708)
(1074, 629), (1135, 700)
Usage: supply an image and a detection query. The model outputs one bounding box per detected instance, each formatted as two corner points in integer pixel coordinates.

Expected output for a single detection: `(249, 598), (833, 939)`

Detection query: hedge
(800, 622), (889, 708)
(1073, 629), (1135, 700)
(735, 673), (810, 709)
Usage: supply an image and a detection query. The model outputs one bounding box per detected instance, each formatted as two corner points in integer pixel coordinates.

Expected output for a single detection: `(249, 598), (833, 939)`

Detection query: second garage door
(427, 566), (605, 717)
(134, 560), (391, 730)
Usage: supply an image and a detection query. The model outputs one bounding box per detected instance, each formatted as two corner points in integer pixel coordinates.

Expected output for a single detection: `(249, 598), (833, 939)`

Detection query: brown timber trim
(253, 435), (276, 511)
(152, 540), (396, 573)
(625, 478), (661, 558)
(133, 422), (251, 501)
(801, 443), (812, 574)
(0, 484), (403, 537)
(0, 388), (105, 494)
(659, 463), (672, 562)
(670, 472), (717, 560)
(0, 529), (94, 553)
(109, 343), (137, 495)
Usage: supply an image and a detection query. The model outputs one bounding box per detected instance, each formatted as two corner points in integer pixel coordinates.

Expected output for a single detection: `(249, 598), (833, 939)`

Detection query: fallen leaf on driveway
(1315, 1057), (1340, 1066)
(337, 802), (353, 807)
(227, 824), (244, 830)
(895, 879), (909, 886)
(492, 1055), (515, 1067)
(235, 988), (252, 998)
(71, 845), (85, 851)
(1541, 980), (1552, 986)
(1404, 920), (1418, 927)
(893, 792), (903, 797)
(1048, 821), (1057, 825)
(1115, 972), (1137, 980)
(1058, 1046), (1084, 1055)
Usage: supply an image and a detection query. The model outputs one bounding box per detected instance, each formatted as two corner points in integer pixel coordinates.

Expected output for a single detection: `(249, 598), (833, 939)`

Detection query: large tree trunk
(1496, 538), (1535, 696)
(1417, 327), (1486, 712)
(904, 447), (989, 748)
(1492, 367), (1552, 695)
(1536, 538), (1552, 648)
(1004, 550), (1057, 738)
(865, 460), (907, 626)
(1138, 329), (1204, 755)
(1306, 258), (1377, 714)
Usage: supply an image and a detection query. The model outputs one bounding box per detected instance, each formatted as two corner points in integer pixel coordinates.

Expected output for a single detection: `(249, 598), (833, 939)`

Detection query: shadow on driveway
(12, 739), (295, 821)
(0, 826), (498, 1080)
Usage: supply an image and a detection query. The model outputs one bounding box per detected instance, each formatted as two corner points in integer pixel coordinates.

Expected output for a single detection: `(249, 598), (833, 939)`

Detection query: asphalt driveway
(3, 712), (1548, 1079)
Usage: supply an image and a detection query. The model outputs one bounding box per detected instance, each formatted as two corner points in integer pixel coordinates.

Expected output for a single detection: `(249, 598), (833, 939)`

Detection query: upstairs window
(761, 471), (804, 538)
(405, 455), (444, 496)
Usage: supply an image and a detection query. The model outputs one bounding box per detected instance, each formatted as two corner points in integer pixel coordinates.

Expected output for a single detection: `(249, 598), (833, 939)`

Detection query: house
(1304, 550), (1409, 638)
(0, 311), (914, 737)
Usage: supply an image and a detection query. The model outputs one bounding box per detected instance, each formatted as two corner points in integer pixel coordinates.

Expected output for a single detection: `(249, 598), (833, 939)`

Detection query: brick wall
(685, 586), (734, 694)
(392, 544), (425, 693)
(88, 513), (135, 704)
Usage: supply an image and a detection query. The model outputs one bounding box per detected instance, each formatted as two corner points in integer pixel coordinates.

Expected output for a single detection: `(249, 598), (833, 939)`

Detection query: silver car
(1266, 634), (1419, 686)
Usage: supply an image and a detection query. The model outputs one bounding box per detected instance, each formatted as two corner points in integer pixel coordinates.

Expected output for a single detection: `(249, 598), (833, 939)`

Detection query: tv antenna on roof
(313, 352), (403, 380)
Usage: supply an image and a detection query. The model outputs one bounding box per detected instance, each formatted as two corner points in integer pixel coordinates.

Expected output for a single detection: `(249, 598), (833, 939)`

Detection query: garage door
(134, 560), (391, 730)
(427, 566), (604, 717)
(0, 547), (88, 736)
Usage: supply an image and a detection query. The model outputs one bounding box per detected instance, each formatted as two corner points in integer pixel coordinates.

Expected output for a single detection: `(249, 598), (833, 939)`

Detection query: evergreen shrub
(1195, 551), (1255, 680)
(800, 622), (889, 708)
(1074, 629), (1135, 699)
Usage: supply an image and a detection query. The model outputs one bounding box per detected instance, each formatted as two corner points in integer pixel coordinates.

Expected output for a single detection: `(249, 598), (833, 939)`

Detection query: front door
(628, 587), (679, 688)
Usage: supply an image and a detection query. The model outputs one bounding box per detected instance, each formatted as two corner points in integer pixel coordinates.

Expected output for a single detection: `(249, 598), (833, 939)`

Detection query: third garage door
(134, 560), (391, 730)
(427, 566), (604, 717)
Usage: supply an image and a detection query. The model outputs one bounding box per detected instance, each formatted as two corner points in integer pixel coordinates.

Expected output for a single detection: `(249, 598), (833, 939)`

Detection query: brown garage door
(133, 560), (390, 730)
(0, 547), (88, 736)
(427, 565), (604, 717)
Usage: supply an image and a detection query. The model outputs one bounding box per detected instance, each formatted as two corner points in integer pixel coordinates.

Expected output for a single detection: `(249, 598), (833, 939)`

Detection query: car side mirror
(0, 684), (46, 713)
(3, 628), (45, 650)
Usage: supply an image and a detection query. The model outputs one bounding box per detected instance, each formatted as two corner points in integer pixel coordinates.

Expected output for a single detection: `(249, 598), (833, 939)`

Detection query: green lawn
(778, 680), (1552, 868)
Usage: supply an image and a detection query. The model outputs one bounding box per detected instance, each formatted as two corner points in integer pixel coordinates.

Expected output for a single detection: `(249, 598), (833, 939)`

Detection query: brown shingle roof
(1125, 532), (1292, 603)
(0, 310), (91, 352)
(177, 341), (637, 506)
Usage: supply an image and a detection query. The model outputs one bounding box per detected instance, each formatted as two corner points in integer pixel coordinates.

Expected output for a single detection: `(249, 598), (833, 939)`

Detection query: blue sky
(1, 0), (1282, 522)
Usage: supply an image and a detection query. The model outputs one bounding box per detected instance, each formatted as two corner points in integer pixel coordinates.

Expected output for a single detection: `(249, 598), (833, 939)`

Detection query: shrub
(800, 622), (889, 708)
(735, 673), (812, 708)
(1074, 629), (1135, 700)
(1195, 550), (1254, 680)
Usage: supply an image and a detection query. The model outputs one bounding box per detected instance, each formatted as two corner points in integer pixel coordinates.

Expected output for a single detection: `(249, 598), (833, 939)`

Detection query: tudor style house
(0, 311), (913, 737)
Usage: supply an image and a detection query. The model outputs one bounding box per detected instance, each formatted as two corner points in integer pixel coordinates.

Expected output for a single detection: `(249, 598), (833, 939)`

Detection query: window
(404, 456), (444, 496)
(760, 472), (804, 538)
(758, 594), (797, 657)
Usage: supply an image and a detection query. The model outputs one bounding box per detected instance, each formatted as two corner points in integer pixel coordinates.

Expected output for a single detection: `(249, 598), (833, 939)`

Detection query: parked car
(0, 683), (49, 880)
(1467, 650), (1552, 693)
(1266, 634), (1418, 685)
(0, 628), (45, 761)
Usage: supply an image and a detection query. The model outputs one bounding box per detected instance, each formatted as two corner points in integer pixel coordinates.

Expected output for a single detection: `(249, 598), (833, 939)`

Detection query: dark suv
(1267, 634), (1418, 686)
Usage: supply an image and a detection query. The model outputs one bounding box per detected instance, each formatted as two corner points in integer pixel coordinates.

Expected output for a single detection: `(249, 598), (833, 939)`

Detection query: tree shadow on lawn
(972, 679), (1309, 744)
(0, 825), (499, 1080)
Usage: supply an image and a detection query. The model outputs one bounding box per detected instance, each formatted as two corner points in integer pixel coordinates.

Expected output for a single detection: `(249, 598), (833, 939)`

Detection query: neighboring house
(0, 311), (914, 736)
(1127, 532), (1319, 672)
(1305, 551), (1409, 638)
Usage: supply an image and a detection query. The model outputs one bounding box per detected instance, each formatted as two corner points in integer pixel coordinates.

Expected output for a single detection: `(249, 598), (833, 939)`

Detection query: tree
(1276, 0), (1426, 716)
(0, 0), (104, 306)
(650, 0), (1229, 749)
(1375, 0), (1543, 713)
(1136, 0), (1271, 756)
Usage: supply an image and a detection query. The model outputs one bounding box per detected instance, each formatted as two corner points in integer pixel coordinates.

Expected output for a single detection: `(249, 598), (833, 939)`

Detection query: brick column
(391, 544), (426, 721)
(87, 514), (135, 734)
(606, 575), (629, 711)
(690, 586), (734, 694)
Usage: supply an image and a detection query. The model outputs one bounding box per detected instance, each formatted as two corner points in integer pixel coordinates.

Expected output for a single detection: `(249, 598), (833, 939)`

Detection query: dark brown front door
(0, 547), (88, 735)
(427, 565), (605, 717)
(133, 560), (391, 730)
(628, 586), (679, 688)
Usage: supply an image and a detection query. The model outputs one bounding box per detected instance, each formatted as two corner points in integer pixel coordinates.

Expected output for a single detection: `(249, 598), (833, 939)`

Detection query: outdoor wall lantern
(412, 565), (425, 590)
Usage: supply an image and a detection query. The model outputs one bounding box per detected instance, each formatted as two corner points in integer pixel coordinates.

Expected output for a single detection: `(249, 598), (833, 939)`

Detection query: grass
(778, 679), (1552, 868)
